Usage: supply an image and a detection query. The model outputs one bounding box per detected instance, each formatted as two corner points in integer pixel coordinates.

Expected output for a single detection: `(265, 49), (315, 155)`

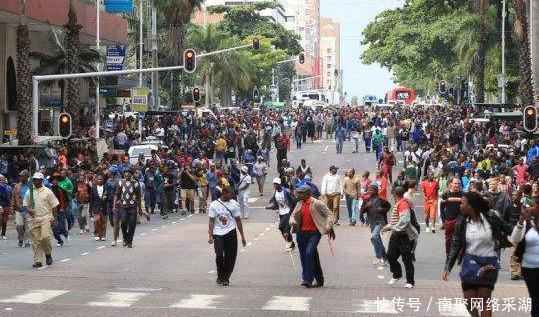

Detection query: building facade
(0, 0), (127, 138)
(319, 17), (340, 104)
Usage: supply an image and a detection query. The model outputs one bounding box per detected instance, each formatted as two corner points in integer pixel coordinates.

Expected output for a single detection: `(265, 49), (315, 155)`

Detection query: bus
(385, 87), (416, 105)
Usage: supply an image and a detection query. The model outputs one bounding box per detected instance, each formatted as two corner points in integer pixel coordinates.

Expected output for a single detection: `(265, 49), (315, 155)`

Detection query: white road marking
(96, 246), (106, 250)
(80, 252), (90, 256)
(0, 290), (68, 304)
(377, 275), (384, 279)
(254, 238), (259, 241)
(140, 232), (147, 236)
(263, 296), (311, 311)
(355, 299), (398, 314)
(180, 218), (185, 221)
(161, 225), (167, 228)
(87, 292), (147, 307)
(248, 197), (259, 203)
(377, 266), (384, 270)
(259, 233), (265, 236)
(207, 270), (216, 274)
(439, 304), (470, 316)
(323, 145), (328, 152)
(240, 249), (246, 253)
(60, 258), (71, 263)
(188, 214), (193, 218)
(265, 227), (270, 231)
(4, 307), (13, 311)
(38, 266), (47, 270)
(151, 228), (159, 231)
(172, 221), (178, 224)
(170, 295), (224, 309)
(116, 287), (162, 292)
(247, 242), (252, 246)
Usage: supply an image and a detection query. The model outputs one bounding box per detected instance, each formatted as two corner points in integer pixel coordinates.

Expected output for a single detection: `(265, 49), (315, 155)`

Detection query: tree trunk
(475, 11), (487, 103)
(16, 0), (33, 145)
(513, 0), (535, 105)
(205, 70), (211, 107)
(64, 0), (82, 132)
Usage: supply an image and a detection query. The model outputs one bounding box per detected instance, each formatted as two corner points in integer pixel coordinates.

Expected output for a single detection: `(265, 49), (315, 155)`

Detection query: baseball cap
(296, 184), (311, 193)
(240, 166), (248, 173)
(32, 172), (44, 180)
(272, 177), (281, 185)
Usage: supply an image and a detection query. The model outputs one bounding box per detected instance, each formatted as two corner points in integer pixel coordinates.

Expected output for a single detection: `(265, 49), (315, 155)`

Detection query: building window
(327, 64), (332, 69)
(327, 48), (332, 53)
(6, 57), (17, 111)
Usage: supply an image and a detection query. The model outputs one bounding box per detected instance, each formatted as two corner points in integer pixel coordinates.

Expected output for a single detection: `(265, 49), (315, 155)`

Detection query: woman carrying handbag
(442, 191), (513, 317)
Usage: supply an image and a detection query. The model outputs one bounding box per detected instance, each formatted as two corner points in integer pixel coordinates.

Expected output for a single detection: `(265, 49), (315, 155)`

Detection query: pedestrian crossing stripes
(0, 290), (478, 315)
(87, 292), (147, 307)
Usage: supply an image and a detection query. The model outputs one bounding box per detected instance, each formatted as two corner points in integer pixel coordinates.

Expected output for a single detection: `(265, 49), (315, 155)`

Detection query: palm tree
(31, 27), (101, 112)
(64, 0), (83, 129)
(155, 0), (204, 107)
(473, 0), (489, 103)
(188, 25), (252, 107)
(16, 0), (32, 145)
(513, 0), (534, 105)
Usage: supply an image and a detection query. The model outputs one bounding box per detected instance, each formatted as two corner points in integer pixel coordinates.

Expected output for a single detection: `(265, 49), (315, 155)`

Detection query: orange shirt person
(420, 172), (439, 233)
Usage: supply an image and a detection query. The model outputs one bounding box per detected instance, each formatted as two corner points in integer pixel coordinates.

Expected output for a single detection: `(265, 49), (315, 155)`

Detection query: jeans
(370, 223), (387, 260)
(443, 219), (458, 256)
(387, 234), (415, 285)
(345, 195), (358, 222)
(66, 200), (74, 230)
(161, 190), (175, 217)
(121, 208), (138, 245)
(296, 231), (323, 283)
(522, 267), (539, 317)
(374, 145), (382, 161)
(401, 140), (409, 152)
(213, 229), (238, 282)
(352, 138), (359, 152)
(336, 139), (344, 154)
(146, 187), (157, 213)
(364, 138), (371, 152)
(53, 212), (69, 243)
(238, 190), (249, 218)
(77, 203), (89, 230)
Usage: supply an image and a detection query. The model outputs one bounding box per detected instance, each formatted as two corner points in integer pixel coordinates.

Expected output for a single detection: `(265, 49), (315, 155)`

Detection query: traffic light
(439, 80), (446, 94)
(252, 37), (260, 51)
(523, 105), (538, 132)
(58, 112), (72, 138)
(299, 53), (305, 64)
(192, 86), (201, 103)
(184, 49), (196, 73)
(448, 87), (454, 95)
(253, 87), (259, 100)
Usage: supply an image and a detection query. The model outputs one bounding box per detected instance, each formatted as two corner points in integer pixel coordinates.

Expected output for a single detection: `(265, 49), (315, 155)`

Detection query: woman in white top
(208, 186), (247, 286)
(510, 199), (539, 317)
(253, 157), (268, 196)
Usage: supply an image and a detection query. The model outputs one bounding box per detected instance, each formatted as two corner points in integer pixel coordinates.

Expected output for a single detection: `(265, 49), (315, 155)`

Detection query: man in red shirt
(290, 185), (335, 288)
(421, 172), (439, 233)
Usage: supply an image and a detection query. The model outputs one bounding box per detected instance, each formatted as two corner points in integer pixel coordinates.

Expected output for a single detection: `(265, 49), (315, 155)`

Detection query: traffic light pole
(31, 43), (256, 139)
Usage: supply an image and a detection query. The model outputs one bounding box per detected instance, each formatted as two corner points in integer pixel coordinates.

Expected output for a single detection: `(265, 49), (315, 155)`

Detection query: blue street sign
(104, 0), (133, 13)
(105, 119), (113, 129)
(106, 45), (126, 71)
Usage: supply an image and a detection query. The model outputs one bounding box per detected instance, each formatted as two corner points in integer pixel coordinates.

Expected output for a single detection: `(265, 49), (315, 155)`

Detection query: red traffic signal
(299, 53), (305, 64)
(58, 112), (72, 138)
(192, 86), (201, 102)
(439, 80), (446, 94)
(523, 105), (538, 132)
(184, 49), (197, 73)
(252, 37), (260, 51)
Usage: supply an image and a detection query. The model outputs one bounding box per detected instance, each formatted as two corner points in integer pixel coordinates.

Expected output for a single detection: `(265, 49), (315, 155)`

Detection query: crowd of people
(1, 103), (538, 316)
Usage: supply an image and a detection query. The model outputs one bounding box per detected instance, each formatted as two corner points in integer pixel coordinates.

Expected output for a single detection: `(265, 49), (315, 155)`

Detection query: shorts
(461, 282), (495, 292)
(278, 213), (291, 235)
(424, 199), (437, 220)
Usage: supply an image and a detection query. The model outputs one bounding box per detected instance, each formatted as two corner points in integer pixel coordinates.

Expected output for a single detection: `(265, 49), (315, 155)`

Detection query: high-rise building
(320, 17), (340, 104)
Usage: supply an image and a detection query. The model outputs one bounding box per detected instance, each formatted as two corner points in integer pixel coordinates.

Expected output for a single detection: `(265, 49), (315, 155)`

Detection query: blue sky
(320, 0), (404, 101)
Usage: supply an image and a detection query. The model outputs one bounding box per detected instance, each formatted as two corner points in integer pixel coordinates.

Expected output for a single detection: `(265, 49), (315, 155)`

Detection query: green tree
(16, 0), (32, 144)
(64, 0), (83, 129)
(31, 28), (101, 112)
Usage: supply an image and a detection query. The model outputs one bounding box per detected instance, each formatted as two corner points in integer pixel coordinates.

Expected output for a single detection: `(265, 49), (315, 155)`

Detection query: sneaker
(94, 237), (100, 241)
(146, 214), (150, 221)
(1, 235), (7, 240)
(24, 242), (31, 248)
(425, 227), (430, 233)
(334, 221), (340, 226)
(404, 283), (414, 289)
(100, 237), (106, 241)
(56, 241), (63, 247)
(18, 240), (23, 247)
(216, 278), (223, 285)
(127, 243), (133, 248)
(373, 259), (381, 266)
(388, 278), (400, 285)
(221, 280), (229, 286)
(111, 240), (117, 247)
(301, 280), (313, 288)
(123, 240), (127, 247)
(431, 228), (436, 233)
(32, 262), (43, 268)
(80, 229), (85, 234)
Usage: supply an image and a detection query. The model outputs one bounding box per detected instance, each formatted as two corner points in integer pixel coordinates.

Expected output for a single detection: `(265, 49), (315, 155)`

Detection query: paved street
(0, 140), (531, 317)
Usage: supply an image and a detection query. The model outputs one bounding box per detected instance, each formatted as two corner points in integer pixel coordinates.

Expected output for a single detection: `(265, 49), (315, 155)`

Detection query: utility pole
(151, 0), (159, 110)
(139, 0), (143, 86)
(501, 0), (507, 104)
(95, 0), (101, 138)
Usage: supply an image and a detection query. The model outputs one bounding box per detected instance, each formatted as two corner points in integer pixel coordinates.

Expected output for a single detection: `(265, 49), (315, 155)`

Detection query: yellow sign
(3, 129), (17, 136)
(131, 87), (150, 112)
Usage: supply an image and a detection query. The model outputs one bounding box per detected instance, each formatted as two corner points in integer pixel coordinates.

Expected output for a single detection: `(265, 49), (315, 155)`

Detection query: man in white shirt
(321, 165), (343, 225)
(208, 186), (247, 286)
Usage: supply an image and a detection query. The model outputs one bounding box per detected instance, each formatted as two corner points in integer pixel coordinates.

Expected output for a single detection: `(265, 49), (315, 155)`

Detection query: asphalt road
(0, 138), (532, 317)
